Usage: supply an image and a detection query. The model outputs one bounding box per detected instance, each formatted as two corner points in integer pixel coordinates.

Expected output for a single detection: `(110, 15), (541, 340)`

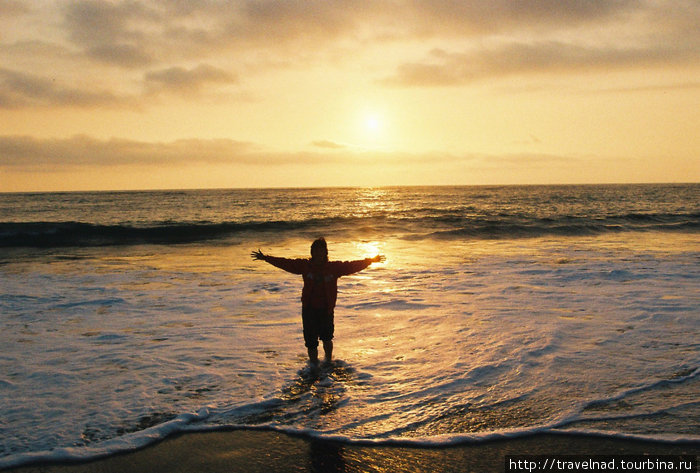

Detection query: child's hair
(311, 237), (328, 259)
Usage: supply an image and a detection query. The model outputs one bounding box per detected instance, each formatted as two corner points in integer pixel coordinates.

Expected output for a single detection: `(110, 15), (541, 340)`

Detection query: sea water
(1, 185), (699, 467)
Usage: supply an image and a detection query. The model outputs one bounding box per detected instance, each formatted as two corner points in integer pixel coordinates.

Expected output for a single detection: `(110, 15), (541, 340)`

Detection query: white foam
(1, 233), (698, 466)
(0, 409), (212, 470)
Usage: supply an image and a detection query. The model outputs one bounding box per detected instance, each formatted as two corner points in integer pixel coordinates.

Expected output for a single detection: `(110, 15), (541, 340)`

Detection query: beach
(4, 0), (700, 468)
(9, 430), (700, 473)
(6, 430), (698, 473)
(1, 185), (698, 470)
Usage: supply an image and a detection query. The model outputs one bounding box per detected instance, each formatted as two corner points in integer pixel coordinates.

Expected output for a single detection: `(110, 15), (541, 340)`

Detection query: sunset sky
(1, 1), (698, 191)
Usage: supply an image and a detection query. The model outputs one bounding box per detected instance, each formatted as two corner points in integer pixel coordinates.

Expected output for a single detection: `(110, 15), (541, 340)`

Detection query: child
(251, 237), (384, 365)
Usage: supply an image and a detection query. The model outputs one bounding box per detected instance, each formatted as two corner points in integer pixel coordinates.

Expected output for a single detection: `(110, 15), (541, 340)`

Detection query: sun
(352, 107), (392, 148)
(363, 113), (383, 134)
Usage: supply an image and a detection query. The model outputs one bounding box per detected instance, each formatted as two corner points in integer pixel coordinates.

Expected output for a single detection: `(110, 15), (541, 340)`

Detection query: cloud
(224, 0), (638, 47)
(12, 0), (693, 71)
(3, 0), (697, 110)
(0, 1), (30, 16)
(397, 0), (636, 37)
(0, 68), (128, 108)
(229, 1), (362, 45)
(380, 1), (700, 87)
(62, 1), (165, 67)
(595, 81), (700, 94)
(0, 135), (375, 170)
(0, 61), (239, 109)
(0, 134), (582, 172)
(311, 140), (347, 150)
(63, 1), (154, 47)
(58, 1), (363, 67)
(0, 40), (75, 61)
(0, 135), (260, 169)
(86, 43), (154, 68)
(144, 64), (238, 95)
(383, 36), (700, 87)
(53, 0), (643, 72)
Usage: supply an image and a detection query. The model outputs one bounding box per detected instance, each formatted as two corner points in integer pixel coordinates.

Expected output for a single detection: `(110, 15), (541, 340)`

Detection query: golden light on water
(354, 241), (383, 260)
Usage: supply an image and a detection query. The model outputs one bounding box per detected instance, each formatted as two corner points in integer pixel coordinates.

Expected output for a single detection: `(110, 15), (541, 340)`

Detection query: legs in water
(307, 346), (319, 365)
(322, 340), (333, 363)
(302, 307), (334, 365)
(307, 340), (333, 365)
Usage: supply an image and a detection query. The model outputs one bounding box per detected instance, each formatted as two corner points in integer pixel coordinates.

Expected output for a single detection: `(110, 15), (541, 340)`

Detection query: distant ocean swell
(1, 212), (699, 247)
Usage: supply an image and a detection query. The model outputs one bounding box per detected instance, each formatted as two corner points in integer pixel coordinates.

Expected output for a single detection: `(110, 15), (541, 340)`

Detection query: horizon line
(1, 181), (699, 195)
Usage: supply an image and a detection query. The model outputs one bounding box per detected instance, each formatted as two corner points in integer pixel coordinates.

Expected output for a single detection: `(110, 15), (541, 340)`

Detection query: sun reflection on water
(353, 240), (383, 261)
(352, 188), (398, 217)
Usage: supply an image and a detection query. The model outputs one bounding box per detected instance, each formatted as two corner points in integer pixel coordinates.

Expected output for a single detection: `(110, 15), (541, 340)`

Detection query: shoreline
(6, 430), (699, 473)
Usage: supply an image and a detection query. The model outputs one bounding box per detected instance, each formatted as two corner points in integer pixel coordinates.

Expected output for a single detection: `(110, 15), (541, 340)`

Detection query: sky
(0, 0), (699, 191)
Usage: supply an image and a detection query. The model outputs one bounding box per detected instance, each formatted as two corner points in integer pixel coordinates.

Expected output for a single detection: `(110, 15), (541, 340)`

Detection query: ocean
(1, 184), (699, 468)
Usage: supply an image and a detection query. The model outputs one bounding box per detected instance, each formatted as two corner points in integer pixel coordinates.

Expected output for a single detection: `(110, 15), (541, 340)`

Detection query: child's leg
(322, 339), (333, 362)
(302, 306), (320, 364)
(307, 346), (319, 364)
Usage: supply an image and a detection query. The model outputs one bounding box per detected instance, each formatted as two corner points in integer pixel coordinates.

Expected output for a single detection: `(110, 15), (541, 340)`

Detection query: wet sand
(6, 430), (699, 473)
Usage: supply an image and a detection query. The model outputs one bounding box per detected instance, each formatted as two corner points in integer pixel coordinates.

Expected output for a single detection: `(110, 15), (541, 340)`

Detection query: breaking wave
(1, 211), (699, 247)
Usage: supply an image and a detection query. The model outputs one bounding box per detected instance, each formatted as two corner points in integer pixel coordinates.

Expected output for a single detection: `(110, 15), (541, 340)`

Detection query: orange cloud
(144, 64), (238, 95)
(0, 67), (128, 108)
(383, 38), (700, 87)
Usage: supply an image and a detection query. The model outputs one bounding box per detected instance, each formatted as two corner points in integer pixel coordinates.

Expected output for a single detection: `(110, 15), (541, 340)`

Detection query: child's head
(310, 237), (328, 263)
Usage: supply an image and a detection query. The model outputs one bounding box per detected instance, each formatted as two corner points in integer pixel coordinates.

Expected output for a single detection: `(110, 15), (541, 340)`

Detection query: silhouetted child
(252, 237), (384, 365)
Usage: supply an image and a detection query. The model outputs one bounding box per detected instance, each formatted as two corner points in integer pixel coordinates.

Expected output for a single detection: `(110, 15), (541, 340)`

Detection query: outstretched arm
(250, 249), (307, 274)
(251, 249), (266, 261)
(370, 254), (386, 264)
(333, 254), (385, 276)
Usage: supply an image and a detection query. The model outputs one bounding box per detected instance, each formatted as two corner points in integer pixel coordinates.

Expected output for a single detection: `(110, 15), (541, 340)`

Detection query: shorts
(301, 306), (334, 348)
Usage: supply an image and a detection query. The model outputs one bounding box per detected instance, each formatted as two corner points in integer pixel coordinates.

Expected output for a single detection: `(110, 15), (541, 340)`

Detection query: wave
(2, 367), (698, 469)
(0, 220), (315, 248)
(2, 416), (697, 471)
(1, 211), (699, 247)
(426, 212), (700, 239)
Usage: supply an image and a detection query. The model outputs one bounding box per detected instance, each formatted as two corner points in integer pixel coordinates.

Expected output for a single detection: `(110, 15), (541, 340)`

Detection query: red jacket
(262, 255), (372, 310)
